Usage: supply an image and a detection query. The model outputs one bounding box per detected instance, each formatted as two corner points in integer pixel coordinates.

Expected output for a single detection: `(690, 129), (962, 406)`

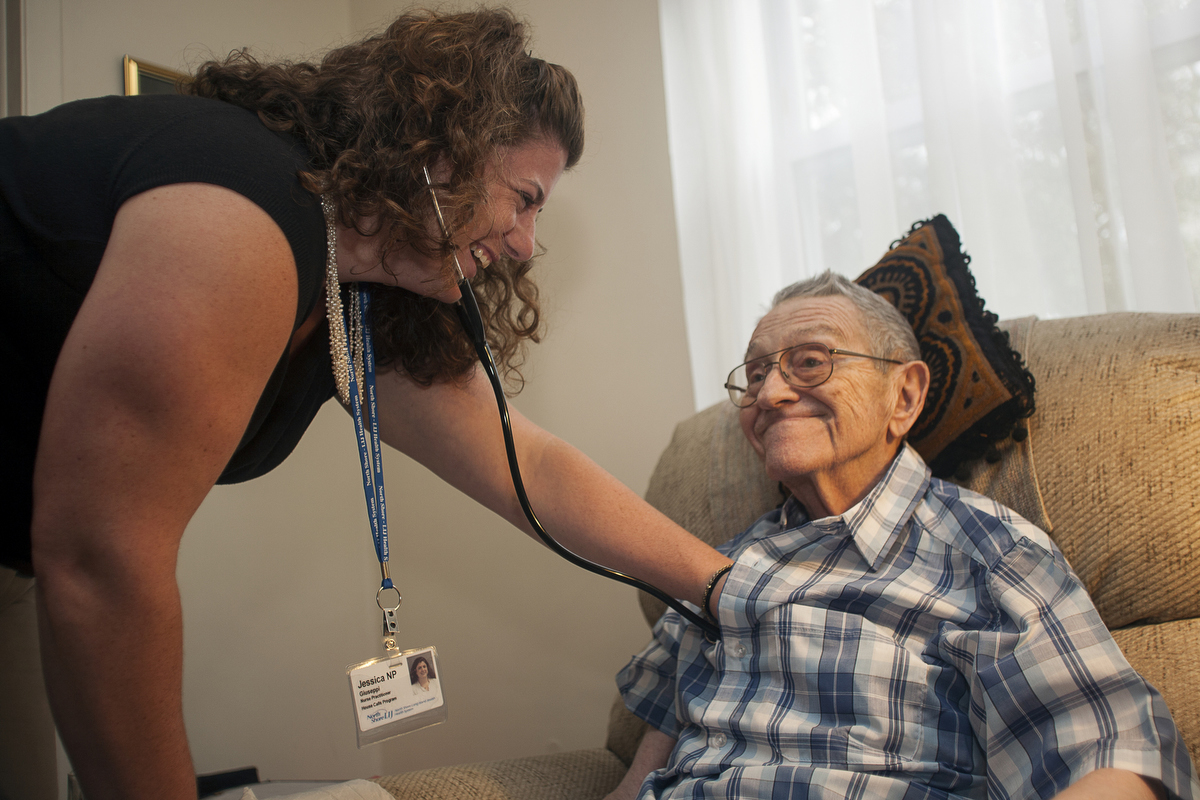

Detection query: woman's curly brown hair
(186, 7), (584, 387)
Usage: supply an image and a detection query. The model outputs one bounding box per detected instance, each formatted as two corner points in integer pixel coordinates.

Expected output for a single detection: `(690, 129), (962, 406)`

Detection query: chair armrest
(372, 748), (626, 800)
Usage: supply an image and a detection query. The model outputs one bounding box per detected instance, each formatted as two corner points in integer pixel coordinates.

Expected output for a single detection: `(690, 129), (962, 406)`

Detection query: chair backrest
(641, 312), (1200, 764)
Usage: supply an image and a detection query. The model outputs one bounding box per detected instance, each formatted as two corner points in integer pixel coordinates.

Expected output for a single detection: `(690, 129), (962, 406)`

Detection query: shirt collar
(773, 444), (931, 571)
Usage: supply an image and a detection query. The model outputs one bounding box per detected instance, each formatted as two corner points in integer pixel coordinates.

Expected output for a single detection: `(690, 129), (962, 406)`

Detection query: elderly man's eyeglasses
(725, 343), (904, 407)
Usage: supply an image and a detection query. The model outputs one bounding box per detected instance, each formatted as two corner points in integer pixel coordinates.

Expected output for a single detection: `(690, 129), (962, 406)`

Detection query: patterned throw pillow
(855, 215), (1036, 478)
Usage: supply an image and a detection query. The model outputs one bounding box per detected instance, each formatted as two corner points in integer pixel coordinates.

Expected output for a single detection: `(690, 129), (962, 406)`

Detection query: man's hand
(1053, 768), (1167, 800)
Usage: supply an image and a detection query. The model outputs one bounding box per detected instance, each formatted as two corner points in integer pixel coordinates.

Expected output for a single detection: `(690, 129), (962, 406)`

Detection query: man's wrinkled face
(738, 296), (902, 501)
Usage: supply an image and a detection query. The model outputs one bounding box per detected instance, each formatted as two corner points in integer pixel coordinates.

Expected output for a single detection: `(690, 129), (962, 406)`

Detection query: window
(661, 0), (1200, 409)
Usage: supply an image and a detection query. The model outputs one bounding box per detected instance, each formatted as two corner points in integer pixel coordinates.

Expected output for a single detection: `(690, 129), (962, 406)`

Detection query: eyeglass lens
(727, 344), (833, 407)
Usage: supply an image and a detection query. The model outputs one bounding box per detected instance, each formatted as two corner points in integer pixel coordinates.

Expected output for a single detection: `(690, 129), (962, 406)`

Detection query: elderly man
(610, 273), (1198, 800)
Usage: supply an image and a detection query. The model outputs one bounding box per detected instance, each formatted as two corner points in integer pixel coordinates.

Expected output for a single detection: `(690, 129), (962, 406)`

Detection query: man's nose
(755, 363), (798, 407)
(503, 212), (536, 262)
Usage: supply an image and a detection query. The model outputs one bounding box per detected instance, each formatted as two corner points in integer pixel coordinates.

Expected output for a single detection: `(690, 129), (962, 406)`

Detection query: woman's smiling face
(340, 136), (568, 304)
(403, 136), (568, 303)
(462, 136), (568, 270)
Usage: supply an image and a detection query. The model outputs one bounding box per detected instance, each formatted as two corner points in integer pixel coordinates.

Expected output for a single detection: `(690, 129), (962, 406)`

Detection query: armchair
(374, 311), (1200, 799)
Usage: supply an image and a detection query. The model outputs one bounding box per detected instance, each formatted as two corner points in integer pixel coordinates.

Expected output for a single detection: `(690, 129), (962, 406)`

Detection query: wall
(23, 0), (695, 786)
(23, 0), (351, 114)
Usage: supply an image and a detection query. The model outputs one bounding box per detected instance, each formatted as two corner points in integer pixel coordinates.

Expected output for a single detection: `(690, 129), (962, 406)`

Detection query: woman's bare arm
(375, 368), (732, 609)
(31, 184), (298, 800)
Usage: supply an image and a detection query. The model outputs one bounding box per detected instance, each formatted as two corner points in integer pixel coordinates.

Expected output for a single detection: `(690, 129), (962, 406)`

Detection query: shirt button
(729, 642), (746, 658)
(711, 732), (727, 748)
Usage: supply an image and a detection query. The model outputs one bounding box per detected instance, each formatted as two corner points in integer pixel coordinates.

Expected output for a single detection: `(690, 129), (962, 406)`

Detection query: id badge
(346, 646), (447, 747)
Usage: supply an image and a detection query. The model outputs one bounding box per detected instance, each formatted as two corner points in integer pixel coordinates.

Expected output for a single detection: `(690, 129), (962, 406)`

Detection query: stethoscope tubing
(419, 166), (719, 639)
(453, 280), (721, 639)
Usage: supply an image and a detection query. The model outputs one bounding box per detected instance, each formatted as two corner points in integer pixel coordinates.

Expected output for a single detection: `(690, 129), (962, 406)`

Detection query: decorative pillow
(855, 215), (1036, 478)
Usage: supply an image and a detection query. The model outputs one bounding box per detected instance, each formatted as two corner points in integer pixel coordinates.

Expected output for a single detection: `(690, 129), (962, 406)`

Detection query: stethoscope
(421, 168), (720, 640)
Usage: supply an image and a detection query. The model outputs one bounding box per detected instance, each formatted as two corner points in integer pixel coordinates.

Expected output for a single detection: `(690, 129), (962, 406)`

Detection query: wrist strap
(701, 563), (733, 623)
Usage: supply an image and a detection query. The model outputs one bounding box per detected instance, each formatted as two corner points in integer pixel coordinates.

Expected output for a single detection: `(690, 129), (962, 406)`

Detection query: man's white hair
(771, 271), (921, 365)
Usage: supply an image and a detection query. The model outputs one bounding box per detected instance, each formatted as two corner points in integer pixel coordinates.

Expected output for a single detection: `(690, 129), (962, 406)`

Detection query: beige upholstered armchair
(374, 312), (1200, 800)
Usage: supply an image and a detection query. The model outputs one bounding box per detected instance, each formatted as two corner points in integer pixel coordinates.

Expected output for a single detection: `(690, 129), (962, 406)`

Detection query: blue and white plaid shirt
(619, 445), (1199, 800)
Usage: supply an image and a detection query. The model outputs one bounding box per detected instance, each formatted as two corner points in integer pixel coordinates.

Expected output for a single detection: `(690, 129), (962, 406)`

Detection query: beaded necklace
(322, 195), (363, 406)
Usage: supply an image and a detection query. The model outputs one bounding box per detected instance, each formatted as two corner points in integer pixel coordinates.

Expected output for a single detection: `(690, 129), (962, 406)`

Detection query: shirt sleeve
(949, 536), (1199, 800)
(618, 608), (692, 740)
(618, 517), (768, 743)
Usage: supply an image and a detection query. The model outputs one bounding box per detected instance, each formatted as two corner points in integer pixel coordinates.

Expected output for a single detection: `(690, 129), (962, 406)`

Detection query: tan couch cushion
(374, 749), (625, 800)
(1011, 313), (1200, 629)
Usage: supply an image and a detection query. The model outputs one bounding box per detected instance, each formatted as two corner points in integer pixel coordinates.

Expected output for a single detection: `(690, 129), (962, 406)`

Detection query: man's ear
(888, 360), (930, 442)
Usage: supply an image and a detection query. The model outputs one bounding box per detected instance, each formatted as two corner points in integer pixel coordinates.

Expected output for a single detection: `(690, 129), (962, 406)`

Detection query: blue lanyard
(344, 285), (391, 590)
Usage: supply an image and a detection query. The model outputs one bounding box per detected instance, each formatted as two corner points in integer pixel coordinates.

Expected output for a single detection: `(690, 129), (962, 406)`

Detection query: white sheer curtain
(660, 0), (1200, 410)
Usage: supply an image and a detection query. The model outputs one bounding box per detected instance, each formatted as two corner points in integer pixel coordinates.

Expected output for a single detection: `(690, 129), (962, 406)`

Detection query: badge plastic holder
(347, 644), (446, 747)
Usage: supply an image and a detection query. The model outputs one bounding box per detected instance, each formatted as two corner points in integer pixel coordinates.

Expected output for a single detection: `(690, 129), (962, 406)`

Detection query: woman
(0, 8), (732, 800)
(409, 656), (439, 697)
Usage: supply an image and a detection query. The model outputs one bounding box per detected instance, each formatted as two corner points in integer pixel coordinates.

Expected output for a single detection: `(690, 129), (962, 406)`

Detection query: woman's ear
(888, 360), (930, 442)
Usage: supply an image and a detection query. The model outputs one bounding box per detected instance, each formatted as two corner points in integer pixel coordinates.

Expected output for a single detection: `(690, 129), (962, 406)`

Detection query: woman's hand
(32, 184), (299, 800)
(374, 367), (732, 609)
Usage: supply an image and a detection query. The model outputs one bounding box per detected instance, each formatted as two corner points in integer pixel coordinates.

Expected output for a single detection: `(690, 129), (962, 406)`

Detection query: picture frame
(123, 55), (188, 96)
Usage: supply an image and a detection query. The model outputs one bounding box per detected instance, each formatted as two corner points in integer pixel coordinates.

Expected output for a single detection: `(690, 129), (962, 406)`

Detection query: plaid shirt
(619, 445), (1199, 800)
